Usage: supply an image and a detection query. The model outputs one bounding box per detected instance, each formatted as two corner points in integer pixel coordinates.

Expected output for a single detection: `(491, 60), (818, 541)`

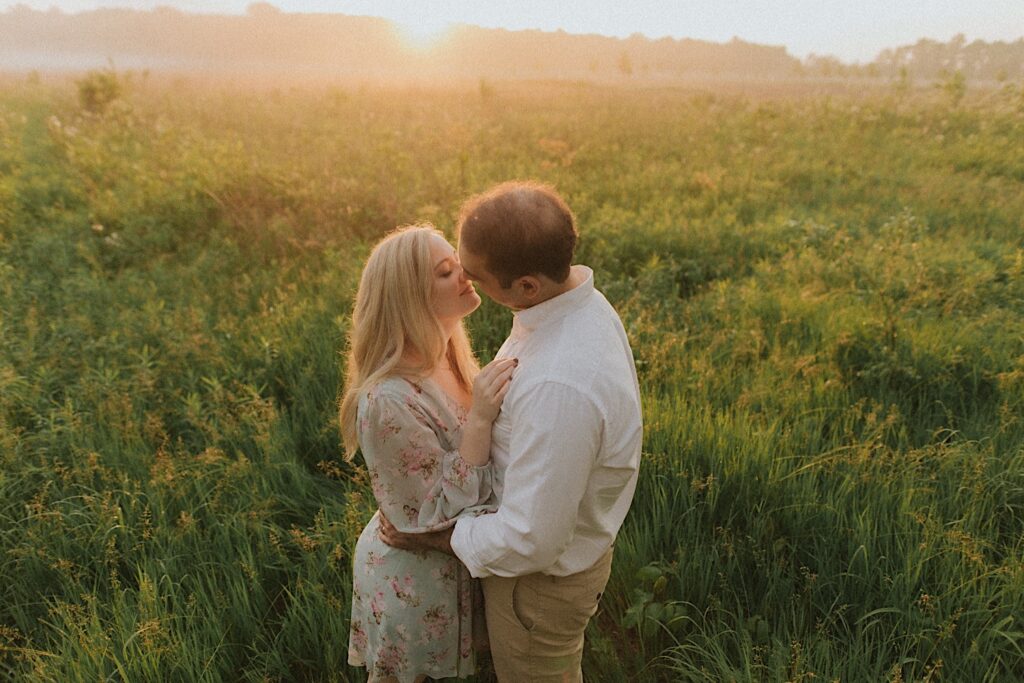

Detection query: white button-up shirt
(451, 266), (642, 578)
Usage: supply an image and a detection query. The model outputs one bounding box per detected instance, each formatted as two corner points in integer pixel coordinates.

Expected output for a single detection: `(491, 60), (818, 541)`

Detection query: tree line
(0, 4), (1020, 83)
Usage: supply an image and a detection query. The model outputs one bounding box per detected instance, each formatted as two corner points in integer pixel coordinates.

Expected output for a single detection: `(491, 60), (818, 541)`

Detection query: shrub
(76, 69), (123, 115)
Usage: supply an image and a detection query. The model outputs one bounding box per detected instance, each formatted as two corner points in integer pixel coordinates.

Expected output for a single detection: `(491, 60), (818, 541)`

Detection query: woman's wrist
(459, 415), (493, 466)
(465, 408), (494, 432)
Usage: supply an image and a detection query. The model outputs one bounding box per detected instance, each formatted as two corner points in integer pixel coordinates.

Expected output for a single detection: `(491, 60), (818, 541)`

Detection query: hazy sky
(6, 1), (1023, 62)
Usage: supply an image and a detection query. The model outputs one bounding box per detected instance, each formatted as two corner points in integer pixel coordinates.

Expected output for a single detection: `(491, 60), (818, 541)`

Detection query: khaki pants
(481, 548), (614, 682)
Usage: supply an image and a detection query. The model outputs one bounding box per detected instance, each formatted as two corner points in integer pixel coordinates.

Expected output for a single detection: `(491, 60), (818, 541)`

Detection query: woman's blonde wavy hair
(338, 225), (479, 459)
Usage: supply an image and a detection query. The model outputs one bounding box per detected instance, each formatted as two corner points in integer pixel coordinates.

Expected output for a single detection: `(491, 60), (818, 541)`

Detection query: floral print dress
(348, 377), (496, 682)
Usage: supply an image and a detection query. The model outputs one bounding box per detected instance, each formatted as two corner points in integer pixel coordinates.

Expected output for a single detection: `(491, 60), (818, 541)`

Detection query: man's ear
(516, 275), (542, 301)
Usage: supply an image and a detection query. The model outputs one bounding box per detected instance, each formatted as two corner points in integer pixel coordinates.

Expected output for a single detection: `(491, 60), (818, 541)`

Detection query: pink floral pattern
(348, 378), (496, 681)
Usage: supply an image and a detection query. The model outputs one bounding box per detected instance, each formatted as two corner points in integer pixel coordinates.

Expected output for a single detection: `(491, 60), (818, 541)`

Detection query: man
(380, 180), (643, 682)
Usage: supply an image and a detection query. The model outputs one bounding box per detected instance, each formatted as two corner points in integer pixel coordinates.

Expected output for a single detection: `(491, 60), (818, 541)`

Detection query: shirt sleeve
(450, 381), (602, 577)
(358, 389), (495, 534)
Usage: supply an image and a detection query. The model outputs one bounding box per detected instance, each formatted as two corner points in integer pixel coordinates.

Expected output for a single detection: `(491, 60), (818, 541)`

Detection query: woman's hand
(468, 357), (517, 424)
(458, 357), (516, 466)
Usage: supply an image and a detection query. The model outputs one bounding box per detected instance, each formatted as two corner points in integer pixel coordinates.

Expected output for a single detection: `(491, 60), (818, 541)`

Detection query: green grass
(1, 72), (1023, 681)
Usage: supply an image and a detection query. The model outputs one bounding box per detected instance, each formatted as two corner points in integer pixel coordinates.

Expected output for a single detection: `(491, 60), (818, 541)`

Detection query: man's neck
(529, 265), (584, 307)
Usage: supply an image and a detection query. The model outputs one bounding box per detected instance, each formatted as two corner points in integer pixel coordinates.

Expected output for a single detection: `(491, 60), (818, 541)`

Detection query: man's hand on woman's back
(378, 513), (455, 555)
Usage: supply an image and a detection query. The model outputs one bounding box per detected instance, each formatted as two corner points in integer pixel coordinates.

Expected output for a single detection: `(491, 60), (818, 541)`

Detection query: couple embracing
(338, 181), (643, 682)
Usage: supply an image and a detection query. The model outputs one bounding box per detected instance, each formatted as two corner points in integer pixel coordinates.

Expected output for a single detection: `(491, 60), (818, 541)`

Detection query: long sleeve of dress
(357, 387), (496, 534)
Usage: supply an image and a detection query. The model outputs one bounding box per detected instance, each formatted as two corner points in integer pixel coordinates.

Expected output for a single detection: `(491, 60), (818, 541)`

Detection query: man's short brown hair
(457, 180), (577, 289)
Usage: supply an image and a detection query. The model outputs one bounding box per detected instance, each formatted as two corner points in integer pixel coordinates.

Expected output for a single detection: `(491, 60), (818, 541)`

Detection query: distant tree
(618, 51), (633, 76)
(938, 69), (966, 106)
(247, 2), (280, 17)
(894, 66), (912, 94)
(478, 78), (495, 101)
(805, 53), (846, 78)
(872, 34), (1024, 83)
(77, 69), (122, 114)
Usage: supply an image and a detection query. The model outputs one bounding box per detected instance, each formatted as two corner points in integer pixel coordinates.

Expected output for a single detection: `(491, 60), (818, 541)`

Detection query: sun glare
(396, 19), (453, 51)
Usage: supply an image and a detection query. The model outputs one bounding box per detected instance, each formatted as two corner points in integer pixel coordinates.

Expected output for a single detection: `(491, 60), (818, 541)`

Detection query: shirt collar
(510, 265), (593, 339)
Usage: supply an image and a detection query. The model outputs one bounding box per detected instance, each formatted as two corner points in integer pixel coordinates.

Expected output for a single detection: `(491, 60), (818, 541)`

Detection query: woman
(339, 225), (515, 682)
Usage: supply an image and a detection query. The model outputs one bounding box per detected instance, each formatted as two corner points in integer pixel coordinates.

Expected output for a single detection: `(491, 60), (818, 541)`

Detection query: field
(1, 72), (1023, 681)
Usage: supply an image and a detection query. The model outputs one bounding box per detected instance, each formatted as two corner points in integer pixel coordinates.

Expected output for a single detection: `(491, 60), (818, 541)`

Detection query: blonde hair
(339, 225), (479, 459)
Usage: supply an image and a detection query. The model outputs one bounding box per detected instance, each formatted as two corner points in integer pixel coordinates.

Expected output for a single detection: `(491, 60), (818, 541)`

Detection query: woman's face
(429, 234), (480, 323)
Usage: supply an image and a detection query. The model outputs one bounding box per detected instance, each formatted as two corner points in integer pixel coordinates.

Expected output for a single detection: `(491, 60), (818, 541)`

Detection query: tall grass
(1, 73), (1022, 680)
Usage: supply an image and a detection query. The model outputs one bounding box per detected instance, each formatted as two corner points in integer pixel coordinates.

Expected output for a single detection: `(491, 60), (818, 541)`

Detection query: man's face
(457, 242), (523, 310)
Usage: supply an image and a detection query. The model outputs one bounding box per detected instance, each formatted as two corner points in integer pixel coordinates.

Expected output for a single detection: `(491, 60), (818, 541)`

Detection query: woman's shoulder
(361, 376), (427, 409)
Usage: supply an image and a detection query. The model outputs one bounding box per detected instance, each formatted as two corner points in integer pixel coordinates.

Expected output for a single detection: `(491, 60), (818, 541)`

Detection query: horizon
(4, 1), (1023, 64)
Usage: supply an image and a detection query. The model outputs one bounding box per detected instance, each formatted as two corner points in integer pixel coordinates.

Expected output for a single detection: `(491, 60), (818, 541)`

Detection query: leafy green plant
(938, 69), (967, 107)
(76, 68), (124, 115)
(623, 562), (687, 640)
